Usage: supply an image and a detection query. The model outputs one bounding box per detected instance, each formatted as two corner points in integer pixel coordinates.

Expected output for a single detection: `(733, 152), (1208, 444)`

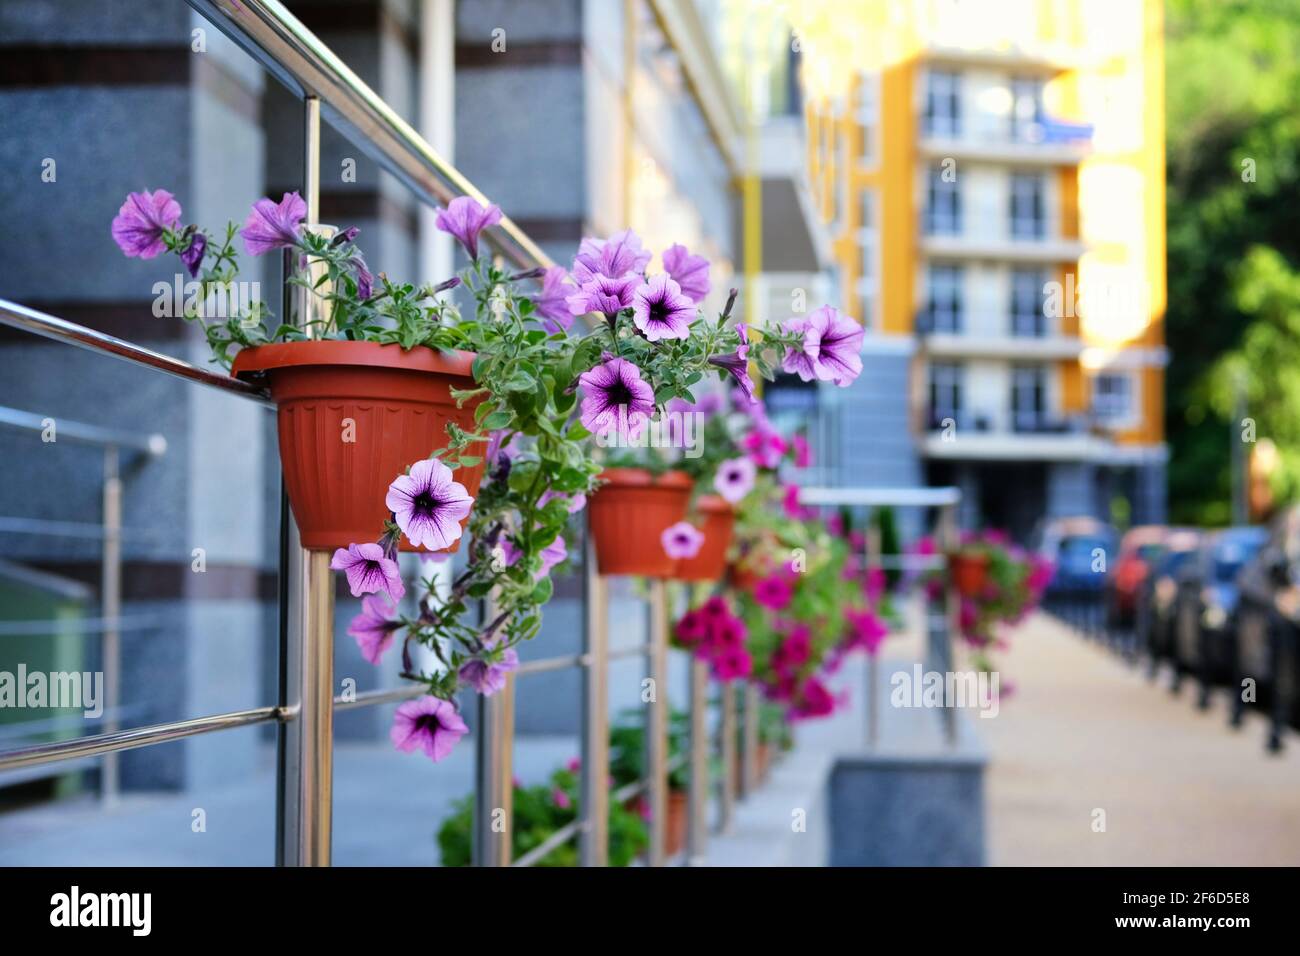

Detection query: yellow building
(799, 0), (1167, 536)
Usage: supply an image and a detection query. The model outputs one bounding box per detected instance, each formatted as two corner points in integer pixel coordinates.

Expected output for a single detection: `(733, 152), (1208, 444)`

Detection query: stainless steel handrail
(0, 404), (167, 455)
(184, 0), (552, 273)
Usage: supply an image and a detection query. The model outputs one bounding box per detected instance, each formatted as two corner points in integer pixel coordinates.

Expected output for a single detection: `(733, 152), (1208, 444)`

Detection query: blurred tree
(1165, 0), (1300, 524)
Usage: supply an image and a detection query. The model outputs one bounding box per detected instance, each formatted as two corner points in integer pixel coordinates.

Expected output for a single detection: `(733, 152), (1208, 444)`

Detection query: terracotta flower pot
(587, 468), (692, 576)
(949, 552), (990, 599)
(232, 340), (485, 552)
(673, 495), (735, 581)
(665, 788), (688, 857)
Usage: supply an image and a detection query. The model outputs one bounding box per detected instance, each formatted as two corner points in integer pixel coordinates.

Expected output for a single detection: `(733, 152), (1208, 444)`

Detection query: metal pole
(473, 667), (515, 866)
(866, 524), (881, 748)
(645, 578), (669, 865)
(276, 95), (334, 866)
(686, 656), (709, 865)
(100, 445), (121, 804)
(579, 518), (609, 866)
(937, 502), (959, 746)
(740, 683), (759, 795)
(718, 682), (737, 831)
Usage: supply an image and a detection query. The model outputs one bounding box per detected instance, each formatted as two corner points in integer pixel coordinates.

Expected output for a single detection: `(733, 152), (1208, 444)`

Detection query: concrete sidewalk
(982, 613), (1300, 866)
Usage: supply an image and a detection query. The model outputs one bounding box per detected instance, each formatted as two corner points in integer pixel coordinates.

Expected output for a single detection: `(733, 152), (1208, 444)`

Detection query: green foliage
(1165, 0), (1300, 523)
(436, 763), (647, 867)
(608, 708), (690, 791)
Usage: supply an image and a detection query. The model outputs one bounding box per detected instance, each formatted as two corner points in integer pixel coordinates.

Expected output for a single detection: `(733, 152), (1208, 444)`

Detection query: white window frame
(1010, 267), (1047, 337)
(927, 165), (962, 235)
(1009, 76), (1045, 143)
(857, 70), (882, 169)
(929, 361), (964, 427)
(924, 68), (962, 138)
(1011, 364), (1048, 432)
(1009, 172), (1046, 239)
(1091, 370), (1140, 429)
(927, 264), (964, 334)
(857, 188), (880, 330)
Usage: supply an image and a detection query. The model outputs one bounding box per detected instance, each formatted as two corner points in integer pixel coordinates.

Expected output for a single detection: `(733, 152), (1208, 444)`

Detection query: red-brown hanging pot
(587, 468), (692, 576)
(674, 495), (735, 581)
(949, 552), (990, 599)
(232, 340), (486, 552)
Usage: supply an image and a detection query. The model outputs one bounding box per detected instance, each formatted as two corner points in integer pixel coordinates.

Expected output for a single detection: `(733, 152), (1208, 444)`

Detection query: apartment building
(802, 0), (1167, 539)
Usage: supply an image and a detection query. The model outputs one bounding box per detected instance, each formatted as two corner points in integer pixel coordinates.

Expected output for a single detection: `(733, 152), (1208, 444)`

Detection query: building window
(1092, 371), (1136, 426)
(926, 264), (964, 333)
(1009, 76), (1044, 143)
(1009, 172), (1045, 239)
(926, 165), (962, 235)
(1011, 365), (1047, 432)
(858, 189), (879, 329)
(858, 70), (881, 167)
(929, 361), (963, 428)
(924, 69), (961, 137)
(1010, 268), (1047, 336)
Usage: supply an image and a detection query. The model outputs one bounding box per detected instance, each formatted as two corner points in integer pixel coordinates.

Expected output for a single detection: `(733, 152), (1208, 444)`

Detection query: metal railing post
(686, 656), (709, 865)
(276, 95), (335, 866)
(866, 523), (881, 749)
(579, 519), (609, 866)
(718, 682), (737, 831)
(646, 579), (669, 865)
(99, 444), (122, 804)
(473, 666), (515, 866)
(937, 501), (959, 746)
(740, 683), (759, 796)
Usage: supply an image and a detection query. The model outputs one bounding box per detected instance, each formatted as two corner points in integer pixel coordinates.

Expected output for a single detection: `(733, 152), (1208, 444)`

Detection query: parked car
(1231, 507), (1300, 750)
(1105, 525), (1167, 629)
(1170, 526), (1268, 706)
(1138, 529), (1201, 678)
(1038, 516), (1118, 597)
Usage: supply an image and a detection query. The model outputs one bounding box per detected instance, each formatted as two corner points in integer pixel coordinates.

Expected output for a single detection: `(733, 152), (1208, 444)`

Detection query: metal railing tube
(718, 683), (737, 832)
(740, 683), (759, 797)
(99, 446), (123, 804)
(473, 667), (515, 866)
(937, 501), (960, 746)
(686, 656), (709, 865)
(645, 580), (669, 865)
(579, 521), (610, 866)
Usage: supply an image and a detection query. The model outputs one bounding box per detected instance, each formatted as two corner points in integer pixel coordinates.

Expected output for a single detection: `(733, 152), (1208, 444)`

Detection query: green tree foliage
(1165, 0), (1300, 524)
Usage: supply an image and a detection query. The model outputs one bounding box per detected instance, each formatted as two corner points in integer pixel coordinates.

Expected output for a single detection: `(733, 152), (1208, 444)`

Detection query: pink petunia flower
(754, 575), (794, 611)
(434, 196), (502, 261)
(330, 542), (404, 602)
(577, 356), (655, 437)
(661, 242), (711, 303)
(385, 457), (474, 551)
(791, 433), (812, 468)
(458, 647), (519, 696)
(631, 273), (695, 341)
(241, 191), (307, 256)
(347, 594), (402, 664)
(534, 265), (575, 333)
(744, 427), (787, 469)
(390, 696), (468, 762)
(111, 189), (182, 259)
(566, 273), (642, 324)
(661, 521), (704, 560)
(714, 456), (757, 504)
(572, 229), (652, 283)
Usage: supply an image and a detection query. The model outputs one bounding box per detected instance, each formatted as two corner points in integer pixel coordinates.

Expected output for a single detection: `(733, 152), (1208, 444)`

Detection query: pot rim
(597, 467), (693, 490)
(692, 494), (732, 514)
(231, 340), (476, 380)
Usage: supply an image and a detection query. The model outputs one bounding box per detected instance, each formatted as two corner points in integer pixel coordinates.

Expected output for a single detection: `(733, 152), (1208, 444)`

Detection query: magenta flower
(347, 594), (402, 664)
(241, 191), (306, 256)
(674, 610), (709, 647)
(566, 273), (641, 324)
(661, 521), (705, 560)
(792, 677), (837, 720)
(390, 696), (468, 762)
(500, 534), (567, 580)
(791, 433), (812, 468)
(552, 788), (573, 810)
(847, 608), (889, 656)
(330, 542), (404, 601)
(772, 625), (811, 674)
(458, 647), (519, 695)
(714, 456), (756, 504)
(535, 266), (575, 333)
(708, 350), (755, 405)
(435, 195), (502, 261)
(385, 458), (474, 551)
(631, 273), (695, 341)
(577, 356), (655, 436)
(711, 647), (753, 682)
(744, 427), (787, 469)
(111, 189), (182, 259)
(572, 229), (652, 283)
(661, 243), (711, 303)
(754, 575), (794, 611)
(782, 484), (813, 520)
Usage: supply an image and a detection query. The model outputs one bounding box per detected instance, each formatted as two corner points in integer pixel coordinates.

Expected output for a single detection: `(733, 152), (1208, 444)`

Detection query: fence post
(646, 578), (669, 865)
(687, 655), (709, 864)
(740, 683), (759, 796)
(937, 501), (959, 746)
(99, 444), (122, 805)
(473, 664), (515, 866)
(718, 682), (737, 831)
(579, 519), (609, 866)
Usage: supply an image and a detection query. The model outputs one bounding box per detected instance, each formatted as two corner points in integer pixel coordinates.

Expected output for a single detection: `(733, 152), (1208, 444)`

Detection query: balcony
(919, 120), (1092, 167)
(920, 232), (1086, 264)
(918, 408), (1156, 462)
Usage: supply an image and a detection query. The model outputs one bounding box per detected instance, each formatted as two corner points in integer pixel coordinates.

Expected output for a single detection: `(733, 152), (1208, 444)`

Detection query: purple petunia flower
(753, 575), (794, 611)
(631, 273), (695, 342)
(539, 489), (587, 515)
(385, 457), (474, 551)
(458, 647), (520, 696)
(792, 433), (812, 468)
(744, 426), (787, 469)
(179, 230), (207, 278)
(111, 189), (182, 259)
(347, 594), (402, 664)
(347, 250), (374, 300)
(708, 327), (755, 404)
(566, 273), (641, 324)
(434, 195), (502, 261)
(714, 456), (756, 504)
(390, 696), (468, 762)
(807, 305), (865, 386)
(241, 191), (307, 256)
(500, 534), (568, 580)
(572, 229), (652, 284)
(661, 521), (705, 560)
(781, 313), (822, 381)
(330, 542), (405, 602)
(535, 266), (575, 333)
(577, 356), (656, 436)
(661, 243), (711, 304)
